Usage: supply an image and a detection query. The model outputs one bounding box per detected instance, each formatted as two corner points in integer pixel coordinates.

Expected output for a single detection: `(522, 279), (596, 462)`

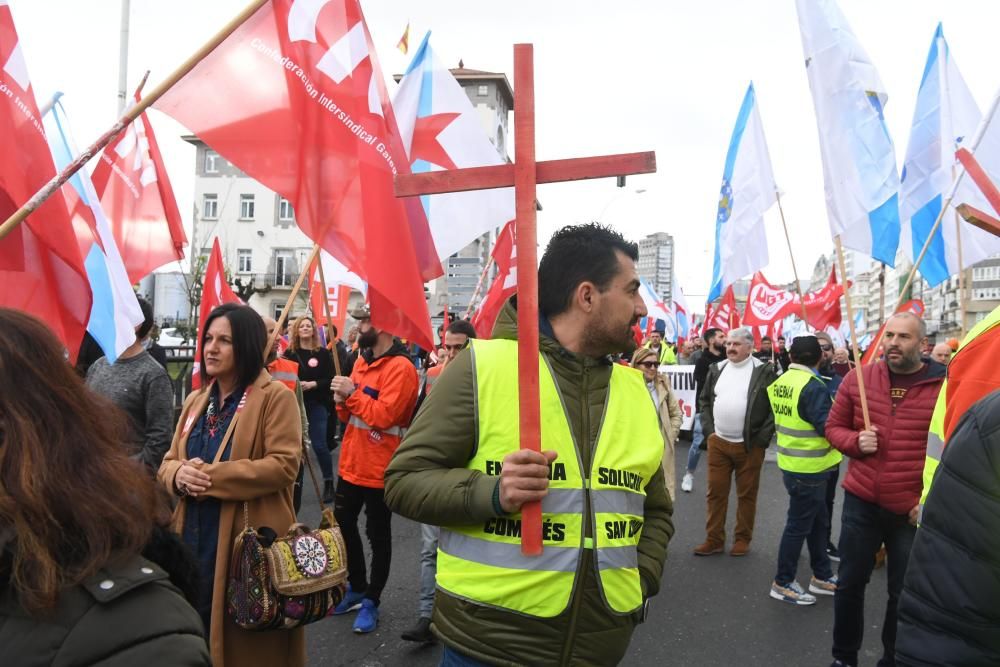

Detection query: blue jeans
(418, 524), (439, 617)
(775, 469), (834, 586)
(685, 413), (705, 473)
(832, 491), (916, 667)
(305, 402), (334, 480)
(440, 646), (494, 667)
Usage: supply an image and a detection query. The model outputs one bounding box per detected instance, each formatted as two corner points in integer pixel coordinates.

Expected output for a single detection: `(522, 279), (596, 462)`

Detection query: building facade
(638, 232), (675, 302)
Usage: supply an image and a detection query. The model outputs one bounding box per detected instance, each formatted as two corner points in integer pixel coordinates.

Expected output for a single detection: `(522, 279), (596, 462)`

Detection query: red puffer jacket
(826, 360), (945, 514)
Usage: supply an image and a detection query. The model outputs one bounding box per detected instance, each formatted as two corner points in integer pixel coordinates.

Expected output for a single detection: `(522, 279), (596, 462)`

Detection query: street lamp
(598, 188), (647, 220)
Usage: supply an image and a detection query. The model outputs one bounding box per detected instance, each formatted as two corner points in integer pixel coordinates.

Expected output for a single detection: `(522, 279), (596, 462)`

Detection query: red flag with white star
(154, 0), (439, 350)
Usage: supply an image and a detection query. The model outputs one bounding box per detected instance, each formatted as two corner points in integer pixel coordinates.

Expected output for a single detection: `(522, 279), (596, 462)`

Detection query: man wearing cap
(767, 336), (841, 606)
(328, 305), (420, 634)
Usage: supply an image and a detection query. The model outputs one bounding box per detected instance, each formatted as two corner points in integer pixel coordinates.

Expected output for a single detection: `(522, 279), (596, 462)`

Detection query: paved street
(300, 440), (890, 666)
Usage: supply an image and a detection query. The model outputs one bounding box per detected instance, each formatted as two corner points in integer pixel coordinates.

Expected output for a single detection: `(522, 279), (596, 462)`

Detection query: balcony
(234, 272), (297, 289)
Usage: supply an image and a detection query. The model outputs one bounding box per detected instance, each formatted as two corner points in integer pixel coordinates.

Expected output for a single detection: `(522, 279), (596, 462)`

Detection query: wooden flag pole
(316, 254), (343, 376)
(775, 192), (810, 326)
(265, 244), (321, 360)
(835, 237), (872, 430)
(0, 0), (269, 241)
(513, 44), (543, 557)
(955, 212), (968, 338)
(464, 255), (496, 320)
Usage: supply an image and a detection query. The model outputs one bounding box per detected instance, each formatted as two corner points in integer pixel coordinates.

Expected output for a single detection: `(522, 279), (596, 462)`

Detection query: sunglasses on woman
(637, 361), (659, 369)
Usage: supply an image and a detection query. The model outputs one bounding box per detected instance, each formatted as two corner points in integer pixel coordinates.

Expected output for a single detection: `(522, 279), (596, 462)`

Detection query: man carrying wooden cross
(385, 224), (673, 665)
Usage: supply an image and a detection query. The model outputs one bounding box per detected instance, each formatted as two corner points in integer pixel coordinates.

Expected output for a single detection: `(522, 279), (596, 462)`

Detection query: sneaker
(401, 616), (434, 643)
(681, 472), (694, 493)
(352, 599), (379, 634)
(770, 580), (817, 606)
(332, 584), (365, 615)
(826, 545), (841, 562)
(809, 574), (838, 596)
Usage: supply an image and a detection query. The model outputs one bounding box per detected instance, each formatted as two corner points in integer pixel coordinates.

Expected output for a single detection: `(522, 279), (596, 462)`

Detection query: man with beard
(694, 328), (777, 556)
(681, 327), (728, 493)
(384, 223), (673, 666)
(328, 306), (420, 634)
(825, 312), (944, 667)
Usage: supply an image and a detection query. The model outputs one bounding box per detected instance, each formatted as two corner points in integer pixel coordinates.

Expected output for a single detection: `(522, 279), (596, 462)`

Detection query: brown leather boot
(730, 541), (751, 557)
(693, 541), (724, 556)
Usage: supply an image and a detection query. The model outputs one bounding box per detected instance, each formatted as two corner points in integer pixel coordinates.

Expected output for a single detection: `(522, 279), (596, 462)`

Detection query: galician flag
(707, 82), (776, 303)
(43, 95), (143, 363)
(639, 277), (677, 341)
(393, 32), (514, 261)
(900, 24), (1000, 287)
(796, 0), (901, 266)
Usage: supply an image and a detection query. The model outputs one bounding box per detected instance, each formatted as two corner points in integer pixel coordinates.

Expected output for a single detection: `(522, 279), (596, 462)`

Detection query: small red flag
(0, 6), (90, 358)
(742, 272), (798, 328)
(192, 239), (242, 389)
(801, 267), (846, 331)
(471, 221), (517, 338)
(396, 21), (410, 55)
(706, 285), (741, 332)
(861, 299), (925, 366)
(92, 90), (187, 284)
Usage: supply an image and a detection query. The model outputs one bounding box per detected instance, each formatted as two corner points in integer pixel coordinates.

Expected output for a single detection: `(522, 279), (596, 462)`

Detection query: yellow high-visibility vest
(436, 339), (664, 618)
(767, 367), (842, 473)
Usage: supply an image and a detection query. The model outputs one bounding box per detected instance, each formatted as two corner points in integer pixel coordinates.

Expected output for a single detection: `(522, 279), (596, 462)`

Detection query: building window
(278, 197), (295, 221)
(204, 150), (220, 174)
(237, 249), (252, 273)
(478, 84), (488, 96)
(240, 194), (255, 220)
(203, 193), (218, 220)
(274, 251), (293, 287)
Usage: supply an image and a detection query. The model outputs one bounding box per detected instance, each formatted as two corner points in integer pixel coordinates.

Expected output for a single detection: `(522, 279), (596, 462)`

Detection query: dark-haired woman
(283, 315), (336, 502)
(159, 304), (303, 666)
(0, 308), (210, 665)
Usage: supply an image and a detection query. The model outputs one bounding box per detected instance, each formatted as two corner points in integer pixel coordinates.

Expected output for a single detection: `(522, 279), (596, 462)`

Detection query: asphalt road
(299, 440), (891, 666)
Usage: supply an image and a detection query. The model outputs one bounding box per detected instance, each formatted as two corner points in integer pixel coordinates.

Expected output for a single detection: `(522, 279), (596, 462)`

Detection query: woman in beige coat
(632, 347), (683, 499)
(159, 304), (303, 666)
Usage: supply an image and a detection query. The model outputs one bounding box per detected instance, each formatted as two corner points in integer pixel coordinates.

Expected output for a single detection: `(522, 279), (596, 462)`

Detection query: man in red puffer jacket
(825, 312), (945, 667)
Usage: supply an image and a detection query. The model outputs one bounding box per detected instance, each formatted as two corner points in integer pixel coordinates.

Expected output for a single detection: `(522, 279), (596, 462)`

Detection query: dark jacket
(826, 361), (945, 515)
(786, 364), (833, 438)
(693, 348), (726, 404)
(896, 389), (1000, 667)
(283, 346), (334, 407)
(0, 544), (210, 666)
(384, 299), (674, 667)
(698, 356), (778, 450)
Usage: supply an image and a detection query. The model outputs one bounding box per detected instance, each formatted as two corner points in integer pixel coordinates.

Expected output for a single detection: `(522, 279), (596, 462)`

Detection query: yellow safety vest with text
(645, 341), (677, 365)
(920, 305), (1000, 520)
(767, 367), (842, 474)
(436, 339), (664, 618)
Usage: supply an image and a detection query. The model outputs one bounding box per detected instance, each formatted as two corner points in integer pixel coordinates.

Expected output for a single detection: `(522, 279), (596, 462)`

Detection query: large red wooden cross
(395, 44), (656, 555)
(956, 148), (1000, 237)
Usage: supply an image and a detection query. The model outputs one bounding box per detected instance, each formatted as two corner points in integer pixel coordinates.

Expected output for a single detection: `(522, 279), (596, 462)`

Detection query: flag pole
(316, 254), (343, 376)
(775, 192), (810, 325)
(463, 255), (496, 319)
(835, 236), (872, 430)
(513, 44), (543, 557)
(266, 244), (322, 360)
(0, 0), (270, 242)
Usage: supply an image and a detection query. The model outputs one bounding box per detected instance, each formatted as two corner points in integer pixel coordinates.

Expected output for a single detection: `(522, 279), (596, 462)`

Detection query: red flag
(801, 267), (846, 331)
(471, 221), (516, 338)
(742, 272), (798, 328)
(92, 90), (187, 284)
(154, 0), (440, 350)
(192, 239), (242, 389)
(860, 299), (925, 366)
(0, 6), (90, 358)
(706, 285), (741, 332)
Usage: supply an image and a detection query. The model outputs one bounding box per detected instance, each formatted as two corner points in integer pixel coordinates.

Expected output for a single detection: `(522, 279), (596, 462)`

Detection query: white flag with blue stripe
(707, 83), (777, 303)
(900, 24), (1000, 287)
(44, 95), (143, 362)
(797, 0), (901, 266)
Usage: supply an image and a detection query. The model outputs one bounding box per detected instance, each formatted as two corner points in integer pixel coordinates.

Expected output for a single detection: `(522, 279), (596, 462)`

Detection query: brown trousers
(705, 433), (766, 546)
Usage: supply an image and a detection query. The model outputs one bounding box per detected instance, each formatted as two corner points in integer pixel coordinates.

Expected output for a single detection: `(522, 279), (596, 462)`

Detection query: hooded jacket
(896, 389), (1000, 666)
(384, 300), (674, 666)
(336, 339), (419, 489)
(825, 360), (945, 514)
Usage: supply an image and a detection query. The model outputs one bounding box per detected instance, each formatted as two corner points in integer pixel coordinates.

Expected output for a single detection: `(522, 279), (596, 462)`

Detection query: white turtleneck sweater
(712, 355), (761, 442)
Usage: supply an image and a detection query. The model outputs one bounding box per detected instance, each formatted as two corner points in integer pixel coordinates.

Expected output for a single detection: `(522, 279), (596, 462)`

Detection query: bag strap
(213, 387), (252, 464)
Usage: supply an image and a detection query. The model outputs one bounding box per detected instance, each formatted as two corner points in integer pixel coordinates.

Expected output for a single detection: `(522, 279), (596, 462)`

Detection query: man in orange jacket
(329, 306), (419, 634)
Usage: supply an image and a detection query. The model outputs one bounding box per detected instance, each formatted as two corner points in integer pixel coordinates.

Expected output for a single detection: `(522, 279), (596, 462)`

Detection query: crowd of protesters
(0, 225), (995, 667)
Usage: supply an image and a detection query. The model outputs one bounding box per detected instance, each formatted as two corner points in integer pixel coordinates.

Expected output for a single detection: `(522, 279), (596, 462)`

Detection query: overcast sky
(10, 1), (1000, 301)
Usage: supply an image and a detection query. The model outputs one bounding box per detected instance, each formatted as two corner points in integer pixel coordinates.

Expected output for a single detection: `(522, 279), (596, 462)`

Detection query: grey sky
(10, 1), (1000, 302)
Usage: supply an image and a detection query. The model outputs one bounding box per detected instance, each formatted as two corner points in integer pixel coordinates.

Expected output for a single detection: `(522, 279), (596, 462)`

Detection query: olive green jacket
(385, 300), (674, 666)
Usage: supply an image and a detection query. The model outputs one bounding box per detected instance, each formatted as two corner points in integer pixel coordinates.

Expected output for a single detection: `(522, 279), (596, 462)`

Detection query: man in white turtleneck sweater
(694, 328), (778, 557)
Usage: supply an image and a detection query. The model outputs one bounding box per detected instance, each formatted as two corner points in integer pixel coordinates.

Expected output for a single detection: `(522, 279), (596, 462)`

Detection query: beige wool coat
(650, 373), (683, 499)
(158, 370), (304, 667)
